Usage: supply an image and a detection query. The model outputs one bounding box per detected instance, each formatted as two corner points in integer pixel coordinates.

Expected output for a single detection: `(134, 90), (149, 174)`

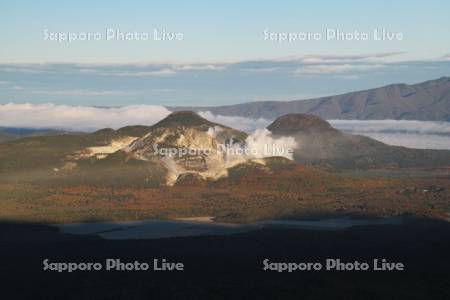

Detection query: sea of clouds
(1, 103), (450, 150)
(0, 103), (171, 131)
(329, 120), (450, 150)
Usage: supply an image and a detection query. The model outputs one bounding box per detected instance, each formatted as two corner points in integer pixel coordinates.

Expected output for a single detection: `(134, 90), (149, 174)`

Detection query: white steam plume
(243, 129), (297, 160)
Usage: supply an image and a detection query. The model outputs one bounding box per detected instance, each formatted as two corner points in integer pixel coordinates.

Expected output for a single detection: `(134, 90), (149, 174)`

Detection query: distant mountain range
(169, 77), (450, 121)
(0, 127), (67, 142)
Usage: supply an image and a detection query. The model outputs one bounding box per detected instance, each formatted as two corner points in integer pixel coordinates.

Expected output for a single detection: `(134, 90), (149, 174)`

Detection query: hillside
(0, 111), (449, 223)
(169, 77), (450, 121)
(0, 127), (67, 142)
(2, 111), (450, 183)
(0, 125), (150, 175)
(268, 114), (450, 169)
(127, 111), (251, 184)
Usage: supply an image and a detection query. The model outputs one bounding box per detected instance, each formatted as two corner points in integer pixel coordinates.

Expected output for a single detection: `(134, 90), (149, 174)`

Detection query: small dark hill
(151, 111), (216, 130)
(267, 114), (450, 169)
(267, 113), (338, 135)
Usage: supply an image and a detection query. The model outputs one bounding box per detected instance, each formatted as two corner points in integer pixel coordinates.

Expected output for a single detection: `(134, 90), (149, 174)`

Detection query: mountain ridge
(168, 77), (450, 121)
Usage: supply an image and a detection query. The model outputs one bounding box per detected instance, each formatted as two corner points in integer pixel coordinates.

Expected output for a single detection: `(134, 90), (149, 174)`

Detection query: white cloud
(43, 89), (133, 96)
(198, 111), (272, 132)
(298, 52), (405, 64)
(330, 120), (450, 150)
(352, 133), (450, 150)
(109, 68), (177, 77)
(294, 64), (384, 75)
(173, 64), (226, 71)
(329, 119), (450, 135)
(0, 103), (171, 131)
(5, 86), (134, 96)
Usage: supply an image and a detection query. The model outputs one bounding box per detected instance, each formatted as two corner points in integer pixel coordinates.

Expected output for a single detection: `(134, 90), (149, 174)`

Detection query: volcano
(268, 114), (450, 169)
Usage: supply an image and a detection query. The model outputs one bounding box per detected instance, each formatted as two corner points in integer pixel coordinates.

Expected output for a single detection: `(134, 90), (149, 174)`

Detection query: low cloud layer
(329, 119), (450, 135)
(0, 103), (171, 131)
(329, 120), (450, 150)
(0, 104), (271, 132)
(1, 103), (450, 150)
(199, 111), (272, 132)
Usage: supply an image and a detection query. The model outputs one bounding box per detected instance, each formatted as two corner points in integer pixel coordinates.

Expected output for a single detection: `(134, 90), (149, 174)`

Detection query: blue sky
(1, 1), (450, 106)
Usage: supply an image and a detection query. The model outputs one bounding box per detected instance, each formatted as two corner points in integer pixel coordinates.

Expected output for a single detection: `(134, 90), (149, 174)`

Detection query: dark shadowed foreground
(0, 218), (449, 299)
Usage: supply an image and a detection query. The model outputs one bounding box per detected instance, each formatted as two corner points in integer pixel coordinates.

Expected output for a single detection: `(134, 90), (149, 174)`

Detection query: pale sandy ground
(175, 216), (215, 223)
(76, 136), (138, 159)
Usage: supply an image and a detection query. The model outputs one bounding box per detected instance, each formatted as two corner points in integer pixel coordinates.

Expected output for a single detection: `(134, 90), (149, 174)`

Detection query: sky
(0, 1), (450, 106)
